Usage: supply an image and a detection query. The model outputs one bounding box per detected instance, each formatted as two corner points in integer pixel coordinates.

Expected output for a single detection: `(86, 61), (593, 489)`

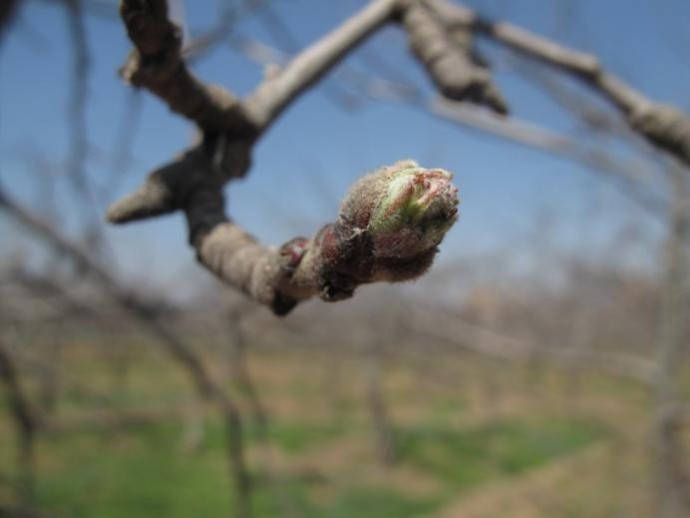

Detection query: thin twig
(0, 186), (253, 517)
(0, 339), (38, 506)
(407, 305), (659, 385)
(243, 0), (400, 130)
(427, 0), (690, 165)
(430, 97), (668, 217)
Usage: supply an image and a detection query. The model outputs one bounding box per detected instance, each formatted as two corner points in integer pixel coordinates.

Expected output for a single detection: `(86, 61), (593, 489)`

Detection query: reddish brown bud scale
(279, 237), (309, 270)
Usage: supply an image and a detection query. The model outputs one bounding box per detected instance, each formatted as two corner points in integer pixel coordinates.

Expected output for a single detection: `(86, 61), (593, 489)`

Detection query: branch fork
(109, 0), (468, 315)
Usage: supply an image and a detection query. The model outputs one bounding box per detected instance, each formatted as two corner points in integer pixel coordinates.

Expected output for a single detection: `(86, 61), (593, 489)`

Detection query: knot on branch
(120, 0), (180, 57)
(119, 0), (183, 91)
(270, 237), (310, 314)
(401, 1), (508, 114)
(316, 160), (459, 301)
(629, 103), (690, 165)
(279, 237), (310, 273)
(119, 0), (252, 132)
(107, 137), (252, 225)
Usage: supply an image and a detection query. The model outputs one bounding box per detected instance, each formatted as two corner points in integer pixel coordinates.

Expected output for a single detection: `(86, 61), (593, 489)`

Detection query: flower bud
(340, 161), (459, 259)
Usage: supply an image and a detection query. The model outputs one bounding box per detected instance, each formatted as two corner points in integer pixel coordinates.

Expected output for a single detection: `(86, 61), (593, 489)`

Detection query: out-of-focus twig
(0, 339), (38, 507)
(0, 185), (253, 518)
(407, 305), (659, 385)
(64, 0), (94, 205)
(363, 328), (397, 466)
(233, 32), (669, 221)
(427, 0), (690, 165)
(430, 97), (668, 217)
(243, 0), (400, 130)
(653, 165), (690, 517)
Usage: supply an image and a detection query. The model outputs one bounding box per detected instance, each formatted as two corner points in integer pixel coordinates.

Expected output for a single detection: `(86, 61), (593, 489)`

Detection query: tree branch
(184, 158), (458, 314)
(426, 0), (690, 165)
(110, 0), (462, 317)
(0, 187), (253, 516)
(407, 305), (659, 385)
(225, 32), (671, 223)
(119, 0), (251, 134)
(0, 340), (38, 505)
(430, 97), (668, 217)
(398, 0), (507, 113)
(242, 0), (400, 131)
(109, 0), (690, 320)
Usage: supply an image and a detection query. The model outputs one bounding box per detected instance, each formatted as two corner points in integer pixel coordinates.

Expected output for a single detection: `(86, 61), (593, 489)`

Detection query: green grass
(37, 424), (229, 518)
(203, 418), (346, 453)
(31, 418), (346, 517)
(32, 421), (434, 517)
(266, 421), (343, 453)
(397, 417), (606, 492)
(0, 344), (629, 517)
(315, 487), (440, 518)
(22, 415), (606, 517)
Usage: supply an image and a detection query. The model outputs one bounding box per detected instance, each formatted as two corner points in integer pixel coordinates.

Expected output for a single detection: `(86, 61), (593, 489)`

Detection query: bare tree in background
(1, 0), (690, 516)
(654, 164), (690, 517)
(0, 339), (38, 511)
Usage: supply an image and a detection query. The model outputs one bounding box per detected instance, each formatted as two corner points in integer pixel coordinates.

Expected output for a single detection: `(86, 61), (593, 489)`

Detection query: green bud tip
(370, 165), (458, 235)
(321, 161), (460, 286)
(340, 161), (459, 258)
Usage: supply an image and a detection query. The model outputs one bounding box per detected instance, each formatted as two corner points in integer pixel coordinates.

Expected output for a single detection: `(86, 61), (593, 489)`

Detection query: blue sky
(1, 0), (688, 297)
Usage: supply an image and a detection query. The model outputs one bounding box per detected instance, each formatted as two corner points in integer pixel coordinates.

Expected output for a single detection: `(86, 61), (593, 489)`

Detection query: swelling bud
(316, 161), (459, 300)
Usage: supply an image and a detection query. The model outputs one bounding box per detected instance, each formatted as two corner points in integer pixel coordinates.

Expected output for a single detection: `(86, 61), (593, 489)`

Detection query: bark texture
(109, 0), (690, 320)
(400, 0), (507, 113)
